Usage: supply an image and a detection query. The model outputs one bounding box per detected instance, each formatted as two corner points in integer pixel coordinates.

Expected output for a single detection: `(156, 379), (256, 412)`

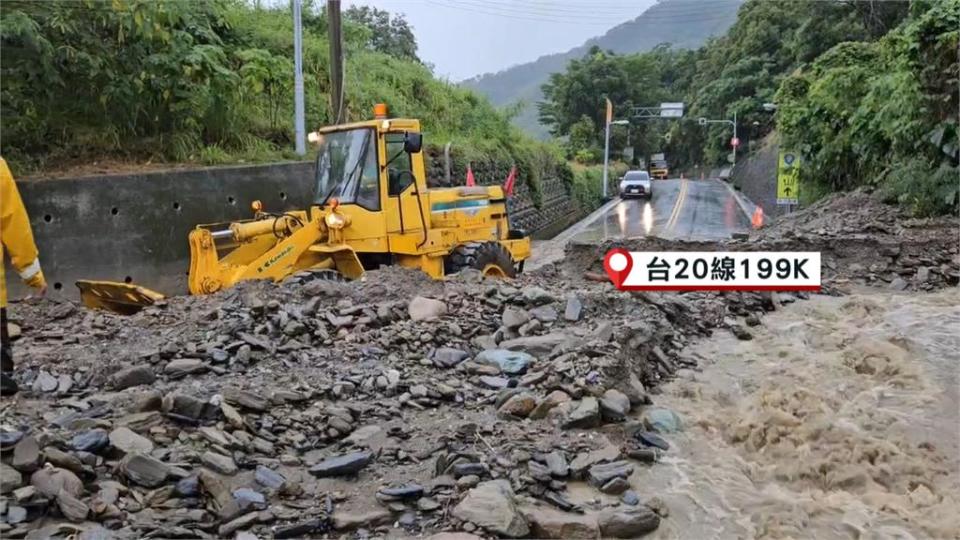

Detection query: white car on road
(619, 170), (652, 199)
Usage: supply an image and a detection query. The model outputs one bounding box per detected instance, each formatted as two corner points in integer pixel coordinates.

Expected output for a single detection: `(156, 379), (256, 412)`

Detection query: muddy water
(640, 288), (960, 539)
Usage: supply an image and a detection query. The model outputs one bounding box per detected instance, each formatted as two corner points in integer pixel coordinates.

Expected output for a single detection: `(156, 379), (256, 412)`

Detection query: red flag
(465, 164), (476, 187)
(503, 165), (517, 196)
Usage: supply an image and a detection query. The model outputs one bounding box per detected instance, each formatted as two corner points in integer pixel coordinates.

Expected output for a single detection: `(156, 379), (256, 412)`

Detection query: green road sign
(777, 151), (800, 205)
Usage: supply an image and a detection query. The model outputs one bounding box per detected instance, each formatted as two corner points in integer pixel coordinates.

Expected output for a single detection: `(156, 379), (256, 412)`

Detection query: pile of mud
(0, 260), (779, 539)
(1, 189), (953, 539)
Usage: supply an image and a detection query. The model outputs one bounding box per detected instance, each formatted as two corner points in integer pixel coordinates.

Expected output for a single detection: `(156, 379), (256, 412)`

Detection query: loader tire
(296, 268), (346, 283)
(445, 241), (517, 278)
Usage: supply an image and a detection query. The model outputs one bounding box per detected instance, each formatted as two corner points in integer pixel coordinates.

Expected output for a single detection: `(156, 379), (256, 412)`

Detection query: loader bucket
(76, 280), (166, 316)
(305, 244), (365, 280)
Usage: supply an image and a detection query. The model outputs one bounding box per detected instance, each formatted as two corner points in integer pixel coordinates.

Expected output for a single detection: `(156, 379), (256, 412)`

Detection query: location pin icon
(603, 248), (633, 289)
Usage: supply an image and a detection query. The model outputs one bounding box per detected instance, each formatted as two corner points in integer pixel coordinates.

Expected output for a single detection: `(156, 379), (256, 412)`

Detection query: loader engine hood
(427, 185), (503, 214)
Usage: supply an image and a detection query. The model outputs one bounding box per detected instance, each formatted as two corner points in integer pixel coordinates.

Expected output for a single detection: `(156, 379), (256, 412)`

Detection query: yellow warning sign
(777, 151), (800, 205)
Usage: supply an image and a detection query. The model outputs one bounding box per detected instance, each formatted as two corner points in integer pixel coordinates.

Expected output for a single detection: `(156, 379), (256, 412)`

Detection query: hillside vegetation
(539, 0), (958, 215)
(0, 0), (556, 194)
(462, 0), (742, 137)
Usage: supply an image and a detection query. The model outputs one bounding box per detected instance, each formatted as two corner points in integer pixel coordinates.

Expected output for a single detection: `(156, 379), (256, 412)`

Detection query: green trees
(0, 0), (535, 177)
(776, 0), (959, 215)
(538, 45), (679, 165)
(343, 5), (418, 62)
(539, 0), (955, 215)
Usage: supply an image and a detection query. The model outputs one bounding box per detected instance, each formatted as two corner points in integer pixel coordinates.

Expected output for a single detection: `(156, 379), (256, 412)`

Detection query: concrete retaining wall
(729, 134), (787, 220)
(6, 157), (585, 300)
(7, 162), (316, 299)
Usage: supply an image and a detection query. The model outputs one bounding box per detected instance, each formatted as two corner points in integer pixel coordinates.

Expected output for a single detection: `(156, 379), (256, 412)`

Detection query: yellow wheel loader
(78, 105), (531, 314)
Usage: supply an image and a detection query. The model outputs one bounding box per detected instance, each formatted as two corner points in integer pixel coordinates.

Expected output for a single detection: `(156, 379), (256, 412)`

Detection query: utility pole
(602, 129), (611, 199)
(602, 97), (630, 200)
(293, 0), (305, 155)
(732, 111), (738, 168)
(327, 0), (344, 124)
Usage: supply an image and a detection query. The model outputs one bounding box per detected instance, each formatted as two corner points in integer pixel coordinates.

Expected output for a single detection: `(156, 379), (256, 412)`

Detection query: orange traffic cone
(751, 206), (764, 229)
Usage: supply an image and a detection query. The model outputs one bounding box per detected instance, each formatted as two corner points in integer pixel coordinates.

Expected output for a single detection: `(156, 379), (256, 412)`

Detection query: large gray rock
(332, 507), (393, 530)
(521, 286), (555, 306)
(525, 506), (599, 539)
(255, 465), (287, 491)
(530, 390), (572, 420)
(70, 429), (109, 453)
(12, 436), (40, 472)
(110, 365), (155, 390)
(600, 389), (631, 422)
(309, 451), (372, 477)
(202, 451), (238, 475)
(501, 307), (531, 329)
(641, 407), (683, 433)
(544, 451), (569, 478)
(499, 333), (573, 356)
(618, 372), (649, 407)
(162, 393), (217, 420)
(1, 462), (23, 494)
(530, 305), (558, 322)
(409, 296), (447, 321)
(570, 443), (621, 478)
(164, 358), (208, 377)
(564, 296), (583, 321)
(222, 387), (269, 411)
(121, 453), (170, 487)
(588, 461), (634, 488)
(453, 480), (529, 537)
(498, 393), (537, 418)
(31, 467), (83, 498)
(562, 397), (601, 430)
(475, 349), (535, 375)
(431, 347), (470, 368)
(57, 490), (89, 521)
(598, 505), (660, 538)
(109, 427), (154, 454)
(42, 447), (83, 473)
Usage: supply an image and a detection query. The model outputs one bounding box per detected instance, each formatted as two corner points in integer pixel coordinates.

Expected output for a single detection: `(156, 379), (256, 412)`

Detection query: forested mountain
(461, 0), (743, 136)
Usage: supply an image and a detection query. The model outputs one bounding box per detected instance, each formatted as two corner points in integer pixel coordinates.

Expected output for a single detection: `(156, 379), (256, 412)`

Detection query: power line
(457, 0), (739, 18)
(428, 0), (736, 26)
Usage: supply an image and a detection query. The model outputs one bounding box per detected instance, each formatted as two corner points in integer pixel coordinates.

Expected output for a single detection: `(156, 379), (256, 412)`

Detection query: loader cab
(310, 109), (430, 252)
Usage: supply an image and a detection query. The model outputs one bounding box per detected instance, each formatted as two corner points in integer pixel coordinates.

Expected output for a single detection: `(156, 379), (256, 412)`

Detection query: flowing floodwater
(639, 288), (960, 539)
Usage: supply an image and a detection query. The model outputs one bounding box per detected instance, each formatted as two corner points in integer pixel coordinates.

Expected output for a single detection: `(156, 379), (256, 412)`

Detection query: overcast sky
(346, 0), (657, 81)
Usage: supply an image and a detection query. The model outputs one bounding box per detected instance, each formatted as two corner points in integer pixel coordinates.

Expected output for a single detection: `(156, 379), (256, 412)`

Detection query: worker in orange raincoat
(1, 157), (47, 396)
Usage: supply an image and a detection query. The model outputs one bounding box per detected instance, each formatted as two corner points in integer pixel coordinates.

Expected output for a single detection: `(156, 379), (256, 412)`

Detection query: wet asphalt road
(569, 178), (751, 243)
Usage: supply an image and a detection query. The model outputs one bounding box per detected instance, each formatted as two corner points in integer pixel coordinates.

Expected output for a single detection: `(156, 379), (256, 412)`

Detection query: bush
(775, 0), (958, 215)
(0, 1), (557, 179)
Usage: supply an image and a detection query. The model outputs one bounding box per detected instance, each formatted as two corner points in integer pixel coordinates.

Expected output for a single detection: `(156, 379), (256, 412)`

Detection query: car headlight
(324, 212), (347, 230)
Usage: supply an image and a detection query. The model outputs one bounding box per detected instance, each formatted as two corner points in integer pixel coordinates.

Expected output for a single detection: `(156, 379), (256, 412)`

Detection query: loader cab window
(314, 127), (380, 211)
(386, 133), (413, 196)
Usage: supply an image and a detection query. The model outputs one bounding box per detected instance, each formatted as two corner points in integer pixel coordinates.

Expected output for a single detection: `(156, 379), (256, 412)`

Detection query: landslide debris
(1, 191), (954, 538)
(0, 256), (778, 539)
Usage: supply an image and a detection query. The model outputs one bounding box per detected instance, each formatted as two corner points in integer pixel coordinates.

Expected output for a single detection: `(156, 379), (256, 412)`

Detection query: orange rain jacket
(1, 157), (46, 307)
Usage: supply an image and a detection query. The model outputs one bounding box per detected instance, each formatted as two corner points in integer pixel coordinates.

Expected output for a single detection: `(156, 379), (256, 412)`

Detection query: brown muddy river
(639, 288), (960, 539)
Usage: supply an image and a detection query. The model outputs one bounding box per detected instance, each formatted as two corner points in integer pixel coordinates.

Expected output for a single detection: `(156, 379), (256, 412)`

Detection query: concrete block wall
(7, 163), (315, 299)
